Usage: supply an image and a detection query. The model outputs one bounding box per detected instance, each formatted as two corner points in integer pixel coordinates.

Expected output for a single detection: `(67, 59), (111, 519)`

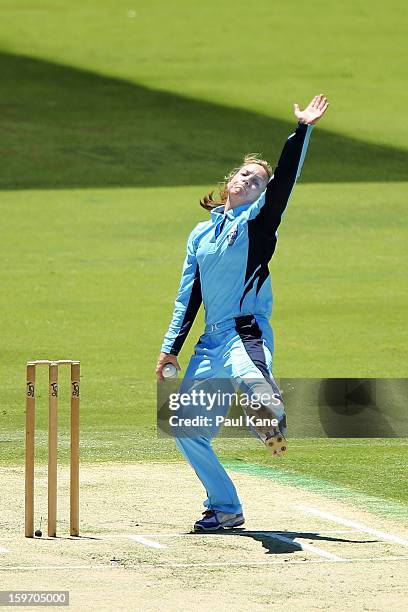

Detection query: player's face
(227, 164), (269, 205)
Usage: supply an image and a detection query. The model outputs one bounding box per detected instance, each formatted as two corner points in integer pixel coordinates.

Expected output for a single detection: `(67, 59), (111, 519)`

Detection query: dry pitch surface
(1, 463), (407, 611)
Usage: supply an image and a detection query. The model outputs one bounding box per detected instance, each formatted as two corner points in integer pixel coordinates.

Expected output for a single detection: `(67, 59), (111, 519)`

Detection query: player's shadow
(1, 51), (407, 190)
(220, 530), (376, 554)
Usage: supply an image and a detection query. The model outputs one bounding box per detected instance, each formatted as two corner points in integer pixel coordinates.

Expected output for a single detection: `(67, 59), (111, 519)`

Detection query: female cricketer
(156, 94), (329, 532)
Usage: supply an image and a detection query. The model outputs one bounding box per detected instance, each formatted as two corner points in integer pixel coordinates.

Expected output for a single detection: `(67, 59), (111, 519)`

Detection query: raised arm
(253, 94), (329, 234)
(159, 226), (202, 357)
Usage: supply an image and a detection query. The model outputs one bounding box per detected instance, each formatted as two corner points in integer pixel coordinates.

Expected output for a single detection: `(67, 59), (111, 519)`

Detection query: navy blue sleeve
(253, 122), (314, 234)
(160, 227), (202, 356)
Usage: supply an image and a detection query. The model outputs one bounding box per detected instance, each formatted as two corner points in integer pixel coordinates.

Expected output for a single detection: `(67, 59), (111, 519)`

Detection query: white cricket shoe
(194, 510), (245, 532)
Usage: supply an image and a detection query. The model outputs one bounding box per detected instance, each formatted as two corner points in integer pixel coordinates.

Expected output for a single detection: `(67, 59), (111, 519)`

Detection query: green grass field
(1, 1), (407, 507)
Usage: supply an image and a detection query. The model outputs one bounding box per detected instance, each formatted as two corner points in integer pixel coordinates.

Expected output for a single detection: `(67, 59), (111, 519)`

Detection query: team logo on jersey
(227, 226), (238, 246)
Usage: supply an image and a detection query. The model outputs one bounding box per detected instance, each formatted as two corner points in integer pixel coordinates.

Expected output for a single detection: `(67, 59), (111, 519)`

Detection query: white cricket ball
(162, 363), (178, 379)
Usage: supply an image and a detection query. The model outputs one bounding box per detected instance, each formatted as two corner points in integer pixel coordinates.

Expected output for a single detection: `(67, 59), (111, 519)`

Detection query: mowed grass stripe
(0, 0), (407, 150)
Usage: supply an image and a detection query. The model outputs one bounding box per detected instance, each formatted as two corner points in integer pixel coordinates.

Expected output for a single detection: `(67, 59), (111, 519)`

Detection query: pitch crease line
(128, 535), (167, 549)
(298, 506), (408, 548)
(103, 529), (359, 538)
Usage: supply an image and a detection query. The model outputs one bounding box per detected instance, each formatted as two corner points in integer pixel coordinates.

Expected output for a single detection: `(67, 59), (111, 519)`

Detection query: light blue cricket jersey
(161, 122), (314, 356)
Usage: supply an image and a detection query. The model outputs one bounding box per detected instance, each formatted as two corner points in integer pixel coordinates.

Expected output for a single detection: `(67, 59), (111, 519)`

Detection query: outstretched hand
(293, 94), (329, 125)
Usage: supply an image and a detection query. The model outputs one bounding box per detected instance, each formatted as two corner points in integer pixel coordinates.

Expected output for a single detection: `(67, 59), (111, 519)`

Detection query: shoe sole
(194, 518), (245, 533)
(265, 433), (288, 456)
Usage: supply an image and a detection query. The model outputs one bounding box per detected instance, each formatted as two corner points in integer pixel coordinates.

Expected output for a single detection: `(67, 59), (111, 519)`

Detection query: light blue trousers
(174, 314), (285, 515)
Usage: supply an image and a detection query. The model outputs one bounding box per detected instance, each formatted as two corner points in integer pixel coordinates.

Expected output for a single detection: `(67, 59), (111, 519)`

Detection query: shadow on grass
(2, 52), (407, 190)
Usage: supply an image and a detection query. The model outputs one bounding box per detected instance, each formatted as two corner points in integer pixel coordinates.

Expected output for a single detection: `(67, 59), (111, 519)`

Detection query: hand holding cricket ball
(156, 352), (181, 381)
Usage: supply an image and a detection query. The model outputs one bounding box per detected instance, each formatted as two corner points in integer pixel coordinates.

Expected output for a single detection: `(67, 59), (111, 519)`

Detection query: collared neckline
(210, 201), (252, 222)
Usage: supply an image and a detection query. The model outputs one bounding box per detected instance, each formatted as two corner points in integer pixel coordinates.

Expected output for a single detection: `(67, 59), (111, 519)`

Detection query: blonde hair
(200, 154), (272, 211)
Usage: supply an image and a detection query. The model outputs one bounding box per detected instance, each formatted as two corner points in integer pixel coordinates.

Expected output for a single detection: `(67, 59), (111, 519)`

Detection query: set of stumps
(25, 360), (80, 538)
